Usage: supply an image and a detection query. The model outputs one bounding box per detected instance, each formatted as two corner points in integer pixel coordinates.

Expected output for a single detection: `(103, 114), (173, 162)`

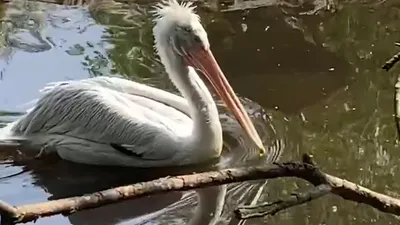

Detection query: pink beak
(185, 47), (266, 156)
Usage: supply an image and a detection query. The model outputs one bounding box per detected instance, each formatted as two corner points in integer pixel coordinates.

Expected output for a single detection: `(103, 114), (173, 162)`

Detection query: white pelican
(0, 0), (265, 167)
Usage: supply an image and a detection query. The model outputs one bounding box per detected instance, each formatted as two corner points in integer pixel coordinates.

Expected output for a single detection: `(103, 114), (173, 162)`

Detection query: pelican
(0, 0), (265, 167)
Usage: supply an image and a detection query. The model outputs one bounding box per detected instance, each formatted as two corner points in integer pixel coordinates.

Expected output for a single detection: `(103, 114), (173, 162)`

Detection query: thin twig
(394, 76), (400, 141)
(301, 153), (316, 165)
(382, 43), (400, 71)
(235, 184), (332, 219)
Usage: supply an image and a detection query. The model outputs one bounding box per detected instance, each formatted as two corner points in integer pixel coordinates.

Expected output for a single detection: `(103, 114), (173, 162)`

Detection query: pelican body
(1, 0), (265, 167)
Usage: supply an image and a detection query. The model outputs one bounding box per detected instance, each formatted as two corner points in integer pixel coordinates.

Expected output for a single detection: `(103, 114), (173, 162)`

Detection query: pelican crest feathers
(151, 0), (200, 23)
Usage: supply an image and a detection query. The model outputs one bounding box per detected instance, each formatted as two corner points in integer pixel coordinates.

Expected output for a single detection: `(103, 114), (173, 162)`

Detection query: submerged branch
(1, 155), (400, 224)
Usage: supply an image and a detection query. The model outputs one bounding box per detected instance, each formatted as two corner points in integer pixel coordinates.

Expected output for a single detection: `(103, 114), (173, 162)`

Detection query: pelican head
(153, 0), (209, 54)
(151, 0), (266, 155)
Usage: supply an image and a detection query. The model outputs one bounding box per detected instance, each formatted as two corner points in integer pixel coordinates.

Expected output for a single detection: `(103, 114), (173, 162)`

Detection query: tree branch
(1, 155), (400, 224)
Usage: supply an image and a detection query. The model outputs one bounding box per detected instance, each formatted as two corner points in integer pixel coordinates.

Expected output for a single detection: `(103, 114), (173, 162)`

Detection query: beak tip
(258, 146), (266, 157)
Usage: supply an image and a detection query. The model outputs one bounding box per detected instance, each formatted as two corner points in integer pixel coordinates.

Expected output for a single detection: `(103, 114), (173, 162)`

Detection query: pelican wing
(12, 77), (193, 161)
(40, 76), (191, 116)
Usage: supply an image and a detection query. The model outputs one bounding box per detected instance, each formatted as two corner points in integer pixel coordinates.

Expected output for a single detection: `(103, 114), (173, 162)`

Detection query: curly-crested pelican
(0, 0), (265, 167)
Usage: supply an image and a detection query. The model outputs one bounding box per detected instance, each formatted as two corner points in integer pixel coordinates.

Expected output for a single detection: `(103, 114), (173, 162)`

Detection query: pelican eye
(181, 26), (191, 33)
(195, 35), (203, 44)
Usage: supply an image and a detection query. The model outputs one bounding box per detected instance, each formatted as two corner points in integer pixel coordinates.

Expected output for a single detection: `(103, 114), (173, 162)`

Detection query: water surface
(0, 0), (399, 225)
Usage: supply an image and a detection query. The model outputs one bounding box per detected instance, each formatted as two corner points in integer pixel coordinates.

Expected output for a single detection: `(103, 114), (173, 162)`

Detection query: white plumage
(0, 0), (265, 167)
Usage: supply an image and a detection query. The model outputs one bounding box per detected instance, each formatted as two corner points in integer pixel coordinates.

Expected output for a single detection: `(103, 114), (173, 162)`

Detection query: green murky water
(0, 0), (399, 224)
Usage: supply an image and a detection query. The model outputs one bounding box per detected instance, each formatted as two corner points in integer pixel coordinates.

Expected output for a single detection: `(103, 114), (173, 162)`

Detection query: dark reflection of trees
(85, 1), (176, 91)
(299, 5), (400, 179)
(265, 4), (400, 225)
(205, 6), (351, 114)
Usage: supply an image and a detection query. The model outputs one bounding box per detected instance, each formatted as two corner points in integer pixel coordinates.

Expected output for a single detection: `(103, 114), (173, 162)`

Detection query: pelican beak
(185, 47), (266, 156)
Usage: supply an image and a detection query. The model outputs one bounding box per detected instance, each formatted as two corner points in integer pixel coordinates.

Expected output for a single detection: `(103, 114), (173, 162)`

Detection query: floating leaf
(65, 44), (85, 55)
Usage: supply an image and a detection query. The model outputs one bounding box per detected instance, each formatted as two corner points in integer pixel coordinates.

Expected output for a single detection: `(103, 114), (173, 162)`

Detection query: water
(0, 0), (399, 224)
